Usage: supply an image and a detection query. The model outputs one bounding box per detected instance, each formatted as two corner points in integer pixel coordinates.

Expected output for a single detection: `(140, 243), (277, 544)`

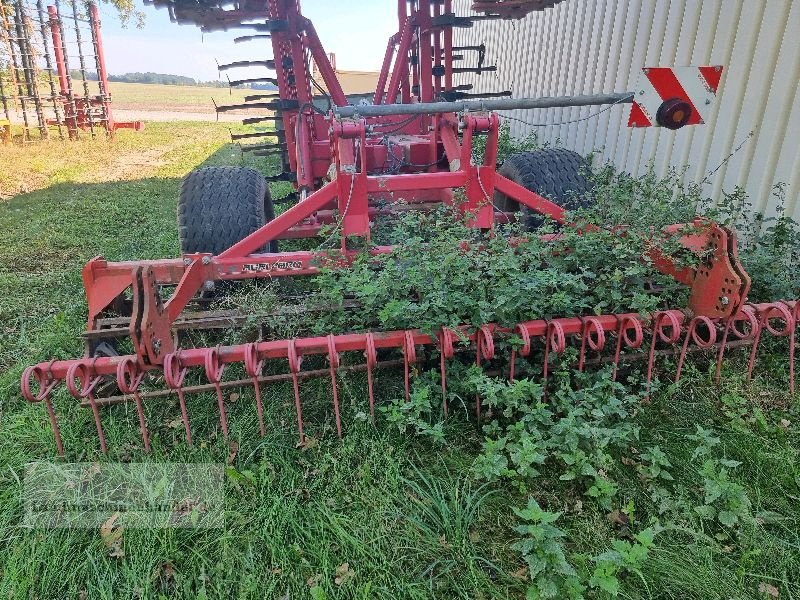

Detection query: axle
(334, 92), (635, 118)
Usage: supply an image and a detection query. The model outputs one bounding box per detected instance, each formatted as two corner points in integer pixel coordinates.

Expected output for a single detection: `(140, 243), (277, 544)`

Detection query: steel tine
(476, 325), (495, 420)
(22, 362), (65, 456)
(204, 347), (229, 439)
(165, 352), (192, 445)
(403, 330), (417, 402)
(287, 340), (305, 445)
(116, 358), (150, 453)
(327, 335), (343, 438)
(245, 343), (266, 437)
(646, 312), (681, 398)
(675, 316), (716, 384)
(365, 333), (378, 424)
(510, 323), (531, 383)
(66, 361), (107, 454)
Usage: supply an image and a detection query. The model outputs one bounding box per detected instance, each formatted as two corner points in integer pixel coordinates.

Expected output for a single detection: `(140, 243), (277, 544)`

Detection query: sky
(98, 0), (398, 82)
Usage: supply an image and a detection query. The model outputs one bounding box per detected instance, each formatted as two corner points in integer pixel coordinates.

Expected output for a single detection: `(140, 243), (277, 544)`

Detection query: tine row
(21, 301), (798, 456)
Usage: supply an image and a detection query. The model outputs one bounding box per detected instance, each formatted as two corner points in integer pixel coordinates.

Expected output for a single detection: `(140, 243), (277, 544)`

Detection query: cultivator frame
(22, 0), (799, 455)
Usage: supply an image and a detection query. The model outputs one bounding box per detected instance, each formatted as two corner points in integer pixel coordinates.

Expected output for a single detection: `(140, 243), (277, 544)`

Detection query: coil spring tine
(403, 331), (417, 403)
(287, 339), (305, 445)
(542, 321), (565, 401)
(365, 333), (378, 424)
(22, 362), (64, 456)
(66, 361), (107, 454)
(509, 323), (531, 383)
(165, 352), (192, 445)
(204, 347), (229, 439)
(327, 335), (343, 438)
(439, 328), (456, 416)
(245, 343), (266, 437)
(646, 312), (682, 398)
(476, 325), (495, 420)
(747, 303), (794, 387)
(116, 357), (150, 453)
(675, 316), (717, 384)
(612, 316), (643, 382)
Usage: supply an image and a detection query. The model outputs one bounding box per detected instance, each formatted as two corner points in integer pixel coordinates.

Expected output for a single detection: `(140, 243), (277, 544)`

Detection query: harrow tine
(403, 331), (417, 403)
(204, 347), (229, 439)
(508, 323), (531, 382)
(21, 361), (63, 456)
(612, 316), (643, 381)
(287, 339), (305, 445)
(476, 326), (495, 419)
(747, 303), (795, 387)
(164, 351), (193, 445)
(66, 360), (107, 454)
(715, 306), (758, 385)
(327, 335), (343, 438)
(675, 316), (717, 384)
(646, 311), (682, 398)
(541, 321), (565, 400)
(578, 317), (606, 373)
(244, 343), (266, 437)
(439, 328), (458, 416)
(364, 333), (378, 424)
(116, 357), (151, 453)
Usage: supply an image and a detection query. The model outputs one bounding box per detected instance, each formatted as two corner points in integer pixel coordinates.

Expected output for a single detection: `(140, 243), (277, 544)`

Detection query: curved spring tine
(164, 351), (192, 445)
(439, 328), (456, 417)
(509, 323), (531, 382)
(244, 343), (266, 437)
(287, 339), (305, 445)
(66, 359), (107, 454)
(747, 303), (795, 386)
(646, 311), (682, 398)
(577, 317), (605, 373)
(542, 321), (565, 400)
(714, 306), (758, 385)
(327, 335), (343, 438)
(675, 316), (717, 384)
(204, 346), (229, 439)
(365, 333), (378, 424)
(116, 357), (150, 453)
(21, 361), (64, 456)
(783, 301), (799, 396)
(476, 325), (495, 420)
(612, 316), (643, 382)
(403, 330), (417, 403)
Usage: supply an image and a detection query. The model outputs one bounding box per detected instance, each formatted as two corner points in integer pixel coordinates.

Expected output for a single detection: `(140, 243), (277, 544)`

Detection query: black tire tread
(178, 166), (275, 255)
(495, 148), (593, 227)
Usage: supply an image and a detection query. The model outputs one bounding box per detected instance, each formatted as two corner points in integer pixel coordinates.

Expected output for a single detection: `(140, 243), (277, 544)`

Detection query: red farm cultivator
(22, 0), (798, 455)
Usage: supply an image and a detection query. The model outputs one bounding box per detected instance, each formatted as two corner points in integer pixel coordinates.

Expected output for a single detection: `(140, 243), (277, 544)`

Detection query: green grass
(0, 123), (799, 599)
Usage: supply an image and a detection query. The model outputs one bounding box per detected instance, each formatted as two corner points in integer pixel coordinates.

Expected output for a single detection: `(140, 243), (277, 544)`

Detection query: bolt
(705, 98), (711, 105)
(202, 256), (211, 265)
(152, 338), (161, 356)
(715, 65), (721, 71)
(721, 296), (730, 306)
(639, 90), (645, 96)
(183, 257), (192, 266)
(203, 280), (216, 291)
(643, 68), (650, 74)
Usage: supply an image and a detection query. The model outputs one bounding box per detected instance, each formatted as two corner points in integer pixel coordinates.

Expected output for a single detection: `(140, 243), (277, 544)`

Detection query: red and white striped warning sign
(628, 66), (723, 129)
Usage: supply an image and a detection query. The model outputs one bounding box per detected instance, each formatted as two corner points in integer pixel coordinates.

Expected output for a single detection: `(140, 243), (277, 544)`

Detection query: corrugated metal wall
(453, 0), (800, 219)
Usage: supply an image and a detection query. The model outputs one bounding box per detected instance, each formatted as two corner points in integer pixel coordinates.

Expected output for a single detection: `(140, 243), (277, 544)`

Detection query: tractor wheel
(178, 166), (278, 255)
(494, 148), (593, 229)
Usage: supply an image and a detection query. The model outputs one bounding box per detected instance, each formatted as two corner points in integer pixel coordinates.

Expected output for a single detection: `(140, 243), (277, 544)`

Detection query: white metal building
(453, 0), (800, 219)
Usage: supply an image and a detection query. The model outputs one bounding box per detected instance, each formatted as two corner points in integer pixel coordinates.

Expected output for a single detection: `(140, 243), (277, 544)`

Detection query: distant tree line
(66, 70), (232, 87)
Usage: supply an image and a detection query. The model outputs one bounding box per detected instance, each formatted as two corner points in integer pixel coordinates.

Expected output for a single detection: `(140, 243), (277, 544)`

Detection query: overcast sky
(98, 0), (397, 81)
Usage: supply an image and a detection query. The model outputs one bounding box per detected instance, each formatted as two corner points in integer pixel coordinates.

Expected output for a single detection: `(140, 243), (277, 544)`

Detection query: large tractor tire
(494, 148), (593, 229)
(178, 166), (278, 255)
